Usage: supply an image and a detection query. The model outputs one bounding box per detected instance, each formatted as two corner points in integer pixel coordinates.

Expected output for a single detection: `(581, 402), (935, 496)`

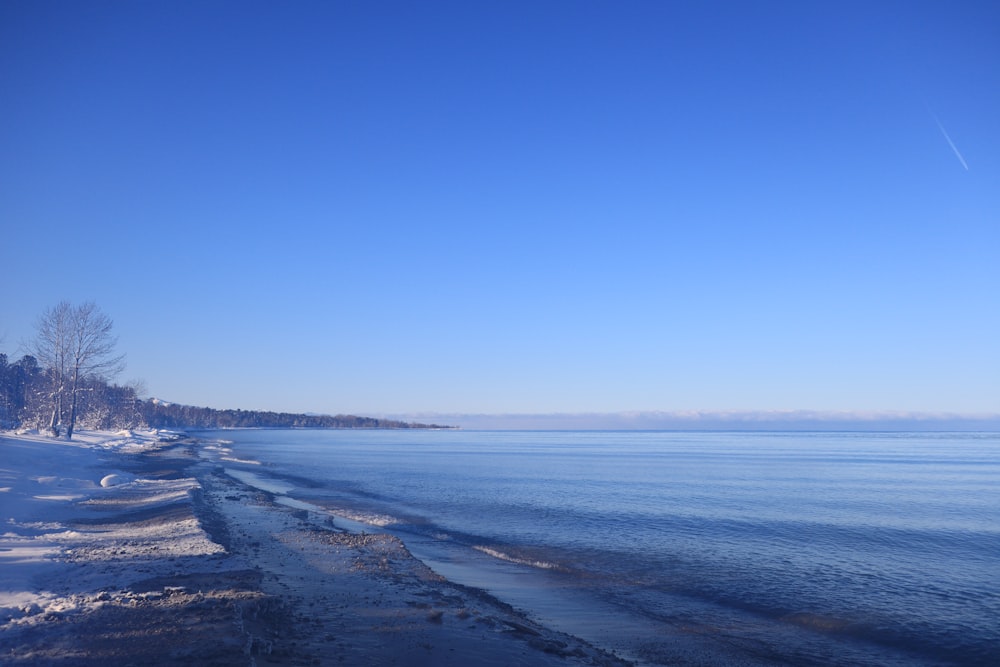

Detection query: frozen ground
(0, 429), (629, 666)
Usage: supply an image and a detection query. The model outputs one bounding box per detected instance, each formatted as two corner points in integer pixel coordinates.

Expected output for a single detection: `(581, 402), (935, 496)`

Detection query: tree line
(138, 400), (445, 430)
(1, 301), (450, 436)
(0, 350), (142, 433)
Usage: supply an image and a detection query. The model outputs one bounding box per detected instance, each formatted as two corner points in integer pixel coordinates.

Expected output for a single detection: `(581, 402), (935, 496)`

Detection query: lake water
(199, 429), (1000, 666)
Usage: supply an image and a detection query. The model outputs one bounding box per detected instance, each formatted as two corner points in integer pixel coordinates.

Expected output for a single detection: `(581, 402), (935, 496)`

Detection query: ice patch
(225, 469), (292, 495)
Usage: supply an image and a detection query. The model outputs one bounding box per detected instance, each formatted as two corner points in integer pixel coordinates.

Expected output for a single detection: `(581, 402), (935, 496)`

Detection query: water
(199, 429), (1000, 665)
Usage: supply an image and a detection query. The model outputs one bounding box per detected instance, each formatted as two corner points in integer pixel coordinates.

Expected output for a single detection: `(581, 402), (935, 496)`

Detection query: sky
(1, 1), (998, 423)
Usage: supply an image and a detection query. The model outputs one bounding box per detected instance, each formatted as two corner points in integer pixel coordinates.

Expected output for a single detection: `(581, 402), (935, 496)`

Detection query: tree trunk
(48, 391), (61, 436)
(66, 370), (79, 440)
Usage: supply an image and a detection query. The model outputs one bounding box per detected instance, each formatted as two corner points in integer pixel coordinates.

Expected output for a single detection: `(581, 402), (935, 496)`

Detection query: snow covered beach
(0, 430), (625, 666)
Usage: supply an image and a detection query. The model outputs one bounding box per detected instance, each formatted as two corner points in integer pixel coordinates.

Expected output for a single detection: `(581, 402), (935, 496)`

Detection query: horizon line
(372, 409), (1000, 431)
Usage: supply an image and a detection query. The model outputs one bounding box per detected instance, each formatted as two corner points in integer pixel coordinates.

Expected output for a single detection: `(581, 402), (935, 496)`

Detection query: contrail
(930, 111), (969, 170)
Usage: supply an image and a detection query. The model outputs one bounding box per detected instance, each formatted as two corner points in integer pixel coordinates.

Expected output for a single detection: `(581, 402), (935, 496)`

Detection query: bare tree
(32, 301), (73, 434)
(33, 301), (125, 439)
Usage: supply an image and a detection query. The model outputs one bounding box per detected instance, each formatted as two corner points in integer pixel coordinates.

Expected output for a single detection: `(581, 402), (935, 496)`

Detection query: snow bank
(0, 428), (224, 634)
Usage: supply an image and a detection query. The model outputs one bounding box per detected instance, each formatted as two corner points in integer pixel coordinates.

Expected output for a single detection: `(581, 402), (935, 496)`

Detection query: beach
(0, 431), (628, 666)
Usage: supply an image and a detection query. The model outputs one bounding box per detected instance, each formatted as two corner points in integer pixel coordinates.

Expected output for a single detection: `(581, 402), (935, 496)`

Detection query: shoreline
(0, 430), (629, 666)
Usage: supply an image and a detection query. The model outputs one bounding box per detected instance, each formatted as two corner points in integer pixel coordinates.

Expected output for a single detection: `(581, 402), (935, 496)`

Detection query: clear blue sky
(2, 1), (998, 418)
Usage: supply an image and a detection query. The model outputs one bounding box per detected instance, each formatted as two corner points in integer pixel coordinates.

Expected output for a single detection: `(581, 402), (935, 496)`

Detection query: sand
(0, 430), (630, 666)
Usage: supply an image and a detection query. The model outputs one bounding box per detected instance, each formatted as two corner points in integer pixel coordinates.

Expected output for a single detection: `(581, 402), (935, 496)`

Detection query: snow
(0, 428), (222, 631)
(99, 473), (134, 487)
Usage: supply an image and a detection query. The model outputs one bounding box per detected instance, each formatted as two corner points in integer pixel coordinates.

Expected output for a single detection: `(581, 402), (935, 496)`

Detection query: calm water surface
(201, 430), (1000, 666)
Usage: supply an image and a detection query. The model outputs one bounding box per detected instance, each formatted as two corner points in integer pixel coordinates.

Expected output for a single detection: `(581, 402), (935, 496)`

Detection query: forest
(0, 351), (140, 432)
(0, 352), (447, 432)
(139, 399), (448, 430)
(2, 301), (448, 434)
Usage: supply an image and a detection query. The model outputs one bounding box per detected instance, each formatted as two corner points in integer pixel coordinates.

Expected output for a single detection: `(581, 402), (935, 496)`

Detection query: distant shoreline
(139, 398), (456, 430)
(383, 410), (1000, 431)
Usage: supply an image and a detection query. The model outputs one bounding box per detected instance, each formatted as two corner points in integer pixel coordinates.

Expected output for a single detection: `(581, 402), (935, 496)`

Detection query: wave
(208, 428), (1000, 666)
(473, 545), (567, 572)
(219, 456), (261, 465)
